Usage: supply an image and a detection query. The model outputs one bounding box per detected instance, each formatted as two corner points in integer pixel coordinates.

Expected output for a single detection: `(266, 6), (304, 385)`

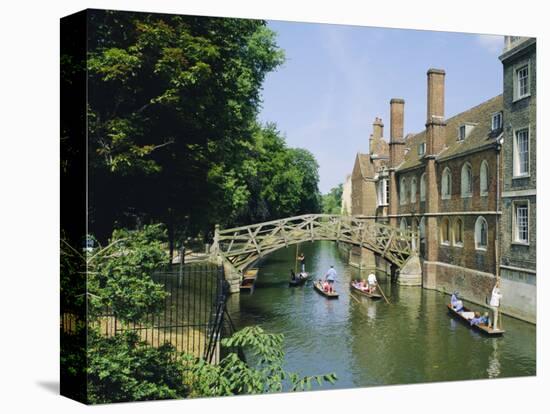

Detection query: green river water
(226, 241), (536, 390)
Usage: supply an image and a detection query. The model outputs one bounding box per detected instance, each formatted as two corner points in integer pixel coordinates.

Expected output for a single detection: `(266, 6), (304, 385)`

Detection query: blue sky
(258, 21), (505, 194)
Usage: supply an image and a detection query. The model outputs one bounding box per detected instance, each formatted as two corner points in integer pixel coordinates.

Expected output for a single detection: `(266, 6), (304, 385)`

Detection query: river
(226, 241), (536, 390)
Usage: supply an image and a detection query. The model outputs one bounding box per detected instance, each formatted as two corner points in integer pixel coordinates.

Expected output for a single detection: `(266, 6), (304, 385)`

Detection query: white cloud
(477, 34), (504, 54)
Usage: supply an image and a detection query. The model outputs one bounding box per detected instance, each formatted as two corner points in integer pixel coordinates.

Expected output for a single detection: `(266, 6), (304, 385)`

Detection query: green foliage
(321, 184), (344, 214)
(182, 326), (337, 396)
(84, 10), (287, 243)
(87, 224), (169, 322)
(87, 331), (188, 404)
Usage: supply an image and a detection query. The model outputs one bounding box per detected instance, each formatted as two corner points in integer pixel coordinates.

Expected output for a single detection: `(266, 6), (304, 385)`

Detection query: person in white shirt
(489, 280), (503, 330)
(367, 273), (377, 292)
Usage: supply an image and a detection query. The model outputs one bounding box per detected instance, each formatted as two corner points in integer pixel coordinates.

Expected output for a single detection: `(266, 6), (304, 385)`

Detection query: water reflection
(487, 339), (501, 379)
(228, 241), (535, 389)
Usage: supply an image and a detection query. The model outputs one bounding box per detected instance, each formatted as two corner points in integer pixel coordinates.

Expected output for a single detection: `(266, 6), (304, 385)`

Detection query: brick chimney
(373, 117), (384, 139)
(426, 68), (446, 155)
(389, 98), (406, 168)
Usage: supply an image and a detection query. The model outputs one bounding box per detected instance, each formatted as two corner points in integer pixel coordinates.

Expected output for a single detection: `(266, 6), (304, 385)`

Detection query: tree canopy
(76, 10), (322, 251)
(321, 184), (344, 214)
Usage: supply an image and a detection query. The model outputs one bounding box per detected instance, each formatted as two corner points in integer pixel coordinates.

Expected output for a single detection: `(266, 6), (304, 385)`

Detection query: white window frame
(512, 200), (530, 245)
(461, 162), (473, 198)
(453, 217), (464, 247)
(513, 127), (530, 178)
(513, 62), (531, 102)
(410, 177), (417, 203)
(441, 167), (452, 200)
(377, 179), (389, 207)
(458, 125), (466, 141)
(420, 173), (426, 202)
(491, 112), (503, 131)
(480, 160), (489, 197)
(475, 216), (488, 251)
(440, 217), (451, 246)
(418, 143), (426, 156)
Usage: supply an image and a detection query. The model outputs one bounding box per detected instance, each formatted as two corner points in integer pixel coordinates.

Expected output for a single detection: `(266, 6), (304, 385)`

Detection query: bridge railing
(211, 214), (417, 269)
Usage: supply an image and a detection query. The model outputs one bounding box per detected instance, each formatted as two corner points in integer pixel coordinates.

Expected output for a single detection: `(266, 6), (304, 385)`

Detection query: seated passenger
(454, 300), (464, 313)
(470, 312), (483, 326)
(450, 292), (464, 312)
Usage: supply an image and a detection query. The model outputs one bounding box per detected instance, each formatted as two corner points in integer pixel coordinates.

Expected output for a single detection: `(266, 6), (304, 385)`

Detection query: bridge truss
(211, 214), (417, 271)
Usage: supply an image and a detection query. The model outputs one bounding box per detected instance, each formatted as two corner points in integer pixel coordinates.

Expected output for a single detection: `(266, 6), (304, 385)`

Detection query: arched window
(440, 217), (451, 245)
(410, 177), (417, 203)
(420, 173), (426, 201)
(461, 162), (473, 197)
(400, 217), (408, 232)
(453, 218), (464, 246)
(480, 160), (489, 196)
(441, 167), (452, 199)
(400, 177), (408, 205)
(475, 216), (488, 250)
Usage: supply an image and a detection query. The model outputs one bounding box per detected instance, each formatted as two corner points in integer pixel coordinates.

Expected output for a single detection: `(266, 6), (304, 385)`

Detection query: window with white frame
(441, 168), (452, 199)
(458, 125), (466, 141)
(461, 163), (473, 197)
(475, 216), (488, 250)
(453, 218), (464, 246)
(516, 64), (530, 100)
(420, 173), (426, 201)
(377, 179), (389, 206)
(514, 128), (529, 176)
(418, 143), (426, 156)
(440, 217), (450, 245)
(492, 112), (503, 131)
(480, 160), (489, 196)
(400, 177), (407, 205)
(513, 202), (529, 244)
(410, 177), (417, 203)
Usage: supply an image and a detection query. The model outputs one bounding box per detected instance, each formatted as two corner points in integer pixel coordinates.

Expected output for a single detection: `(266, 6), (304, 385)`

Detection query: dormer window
(458, 125), (466, 141)
(458, 124), (475, 141)
(492, 112), (503, 131)
(418, 142), (426, 156)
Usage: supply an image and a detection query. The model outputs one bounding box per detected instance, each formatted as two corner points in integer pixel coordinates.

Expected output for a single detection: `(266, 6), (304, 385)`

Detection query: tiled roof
(397, 94), (503, 171)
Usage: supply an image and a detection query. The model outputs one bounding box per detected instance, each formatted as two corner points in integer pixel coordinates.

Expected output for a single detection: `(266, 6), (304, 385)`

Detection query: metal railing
(95, 263), (227, 360)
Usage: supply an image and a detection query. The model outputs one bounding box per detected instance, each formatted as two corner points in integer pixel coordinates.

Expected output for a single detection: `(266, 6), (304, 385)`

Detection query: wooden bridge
(210, 214), (417, 272)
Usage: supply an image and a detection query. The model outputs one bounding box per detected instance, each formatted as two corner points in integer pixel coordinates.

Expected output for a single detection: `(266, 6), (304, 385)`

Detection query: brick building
(350, 118), (390, 269)
(348, 37), (536, 322)
(498, 36), (536, 322)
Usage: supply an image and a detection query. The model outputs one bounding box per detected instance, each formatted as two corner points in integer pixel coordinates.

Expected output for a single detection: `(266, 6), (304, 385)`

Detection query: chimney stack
(426, 68), (446, 155)
(373, 117), (384, 140)
(389, 98), (406, 168)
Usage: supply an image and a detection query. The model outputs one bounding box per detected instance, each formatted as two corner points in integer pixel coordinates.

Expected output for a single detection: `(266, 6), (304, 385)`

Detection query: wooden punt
(313, 281), (339, 299)
(350, 282), (382, 300)
(289, 272), (309, 287)
(240, 268), (259, 293)
(447, 304), (505, 336)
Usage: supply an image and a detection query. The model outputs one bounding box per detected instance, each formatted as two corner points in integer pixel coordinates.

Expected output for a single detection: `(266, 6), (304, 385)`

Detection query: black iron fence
(95, 262), (229, 361)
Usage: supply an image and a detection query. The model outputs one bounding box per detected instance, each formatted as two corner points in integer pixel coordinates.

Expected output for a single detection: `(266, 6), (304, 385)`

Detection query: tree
(85, 10), (285, 250)
(321, 184), (344, 214)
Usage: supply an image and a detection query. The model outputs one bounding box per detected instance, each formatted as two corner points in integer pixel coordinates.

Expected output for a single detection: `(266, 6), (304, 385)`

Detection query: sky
(258, 20), (505, 194)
